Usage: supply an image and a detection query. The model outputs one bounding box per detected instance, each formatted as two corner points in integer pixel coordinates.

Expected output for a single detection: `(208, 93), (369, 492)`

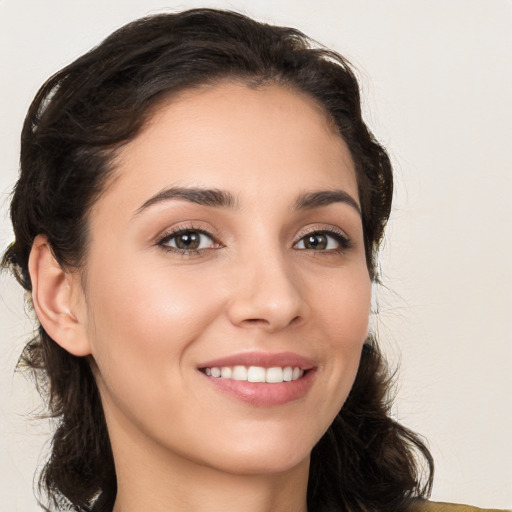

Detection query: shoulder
(408, 499), (511, 512)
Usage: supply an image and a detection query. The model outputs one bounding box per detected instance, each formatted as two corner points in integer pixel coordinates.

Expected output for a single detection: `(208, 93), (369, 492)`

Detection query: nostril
(243, 318), (271, 326)
(239, 315), (303, 329)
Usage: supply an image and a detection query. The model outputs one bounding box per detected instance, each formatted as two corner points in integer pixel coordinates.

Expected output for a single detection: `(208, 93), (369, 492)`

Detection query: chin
(207, 449), (311, 477)
(189, 427), (316, 476)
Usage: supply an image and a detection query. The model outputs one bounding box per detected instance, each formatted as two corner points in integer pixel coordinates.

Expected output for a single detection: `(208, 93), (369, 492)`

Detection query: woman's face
(78, 83), (371, 476)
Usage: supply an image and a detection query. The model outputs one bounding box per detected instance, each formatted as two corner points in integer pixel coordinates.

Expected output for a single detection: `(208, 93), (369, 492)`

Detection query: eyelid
(293, 225), (352, 251)
(155, 223), (222, 253)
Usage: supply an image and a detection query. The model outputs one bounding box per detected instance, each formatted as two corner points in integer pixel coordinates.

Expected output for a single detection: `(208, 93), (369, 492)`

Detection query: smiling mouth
(200, 365), (306, 383)
(197, 352), (316, 405)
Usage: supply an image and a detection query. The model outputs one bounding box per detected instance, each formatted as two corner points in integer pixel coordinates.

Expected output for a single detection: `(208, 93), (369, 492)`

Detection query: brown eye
(303, 234), (328, 250)
(161, 230), (216, 252)
(294, 230), (350, 252)
(175, 231), (201, 250)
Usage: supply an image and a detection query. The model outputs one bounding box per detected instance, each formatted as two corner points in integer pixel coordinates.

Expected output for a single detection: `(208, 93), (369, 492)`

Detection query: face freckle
(80, 82), (371, 478)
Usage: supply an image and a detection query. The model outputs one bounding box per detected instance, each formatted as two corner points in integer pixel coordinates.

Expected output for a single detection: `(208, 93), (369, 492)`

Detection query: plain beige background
(1, 0), (511, 510)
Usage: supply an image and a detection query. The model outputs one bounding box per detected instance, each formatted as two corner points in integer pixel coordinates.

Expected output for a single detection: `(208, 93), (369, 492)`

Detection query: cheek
(315, 263), (371, 341)
(84, 259), (232, 447)
(84, 259), (224, 387)
(312, 268), (371, 400)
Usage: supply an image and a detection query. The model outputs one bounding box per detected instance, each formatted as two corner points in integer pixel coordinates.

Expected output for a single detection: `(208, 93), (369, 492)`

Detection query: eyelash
(294, 227), (352, 253)
(156, 225), (352, 256)
(156, 224), (220, 256)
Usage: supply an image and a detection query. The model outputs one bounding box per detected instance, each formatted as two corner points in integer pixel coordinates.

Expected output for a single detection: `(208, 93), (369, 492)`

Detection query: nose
(226, 251), (308, 332)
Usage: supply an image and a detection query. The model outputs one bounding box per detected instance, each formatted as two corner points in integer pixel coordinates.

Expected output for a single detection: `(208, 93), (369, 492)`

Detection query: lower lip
(199, 370), (316, 406)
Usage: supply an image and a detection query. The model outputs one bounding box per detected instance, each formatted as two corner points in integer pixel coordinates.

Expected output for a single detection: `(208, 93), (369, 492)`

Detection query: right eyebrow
(133, 186), (238, 216)
(294, 189), (361, 216)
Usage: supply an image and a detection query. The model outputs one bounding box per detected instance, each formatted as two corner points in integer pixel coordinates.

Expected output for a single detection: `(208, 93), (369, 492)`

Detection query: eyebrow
(134, 187), (237, 215)
(134, 186), (360, 216)
(295, 190), (361, 216)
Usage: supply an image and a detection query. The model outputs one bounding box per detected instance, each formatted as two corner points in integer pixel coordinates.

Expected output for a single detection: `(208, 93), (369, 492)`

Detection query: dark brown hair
(2, 8), (433, 512)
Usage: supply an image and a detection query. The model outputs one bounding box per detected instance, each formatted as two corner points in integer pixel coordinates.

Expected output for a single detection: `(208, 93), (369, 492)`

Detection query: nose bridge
(227, 239), (306, 330)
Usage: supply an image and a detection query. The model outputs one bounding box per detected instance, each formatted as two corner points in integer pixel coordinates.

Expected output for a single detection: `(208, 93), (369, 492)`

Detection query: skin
(31, 83), (371, 512)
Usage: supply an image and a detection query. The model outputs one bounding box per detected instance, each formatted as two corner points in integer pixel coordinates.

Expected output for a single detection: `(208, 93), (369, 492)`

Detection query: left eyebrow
(134, 186), (238, 216)
(294, 189), (361, 216)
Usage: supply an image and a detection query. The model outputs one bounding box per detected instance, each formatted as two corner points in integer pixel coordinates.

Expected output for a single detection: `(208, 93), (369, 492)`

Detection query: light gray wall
(1, 0), (511, 510)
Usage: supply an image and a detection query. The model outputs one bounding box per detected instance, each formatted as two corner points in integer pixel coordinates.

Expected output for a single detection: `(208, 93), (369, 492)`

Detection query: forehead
(97, 82), (358, 215)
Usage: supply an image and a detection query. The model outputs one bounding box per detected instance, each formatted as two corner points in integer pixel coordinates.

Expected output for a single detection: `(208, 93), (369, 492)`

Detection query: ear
(28, 235), (91, 356)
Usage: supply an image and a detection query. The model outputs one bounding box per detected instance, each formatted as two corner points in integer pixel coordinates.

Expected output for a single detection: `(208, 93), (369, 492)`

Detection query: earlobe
(28, 235), (91, 357)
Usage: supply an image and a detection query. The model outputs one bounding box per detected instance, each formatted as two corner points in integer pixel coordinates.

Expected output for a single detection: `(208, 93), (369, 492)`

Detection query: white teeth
(266, 367), (283, 383)
(247, 366), (266, 382)
(220, 367), (232, 378)
(203, 365), (305, 383)
(232, 365), (248, 381)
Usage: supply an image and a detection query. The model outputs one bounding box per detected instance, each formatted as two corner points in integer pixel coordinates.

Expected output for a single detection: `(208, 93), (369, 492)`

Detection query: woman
(0, 8), (505, 512)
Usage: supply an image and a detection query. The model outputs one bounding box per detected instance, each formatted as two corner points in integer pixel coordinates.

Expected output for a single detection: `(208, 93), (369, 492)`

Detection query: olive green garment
(409, 500), (511, 512)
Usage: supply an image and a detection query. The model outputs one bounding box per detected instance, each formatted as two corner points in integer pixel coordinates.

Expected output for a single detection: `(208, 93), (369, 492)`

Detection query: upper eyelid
(294, 225), (350, 241)
(156, 223), (219, 243)
(156, 227), (221, 256)
(293, 227), (352, 253)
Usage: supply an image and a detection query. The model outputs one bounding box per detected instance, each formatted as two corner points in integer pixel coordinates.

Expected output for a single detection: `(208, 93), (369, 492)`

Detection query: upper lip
(197, 351), (316, 370)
